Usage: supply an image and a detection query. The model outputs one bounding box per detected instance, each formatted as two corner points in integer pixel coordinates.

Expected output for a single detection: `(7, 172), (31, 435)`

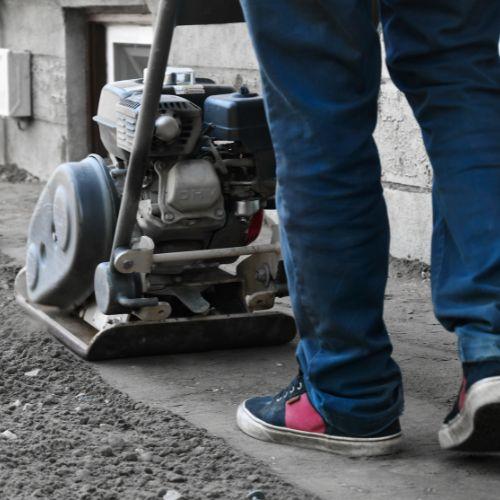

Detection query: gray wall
(0, 0), (68, 179)
(377, 56), (432, 263)
(0, 1), (432, 263)
(0, 0), (150, 178)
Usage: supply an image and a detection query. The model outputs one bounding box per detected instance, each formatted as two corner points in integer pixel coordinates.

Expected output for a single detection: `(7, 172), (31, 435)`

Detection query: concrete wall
(0, 0), (68, 179)
(377, 57), (432, 263)
(0, 2), (432, 263)
(0, 0), (149, 178)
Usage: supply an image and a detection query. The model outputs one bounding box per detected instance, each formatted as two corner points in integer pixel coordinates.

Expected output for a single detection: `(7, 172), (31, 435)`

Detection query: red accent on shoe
(285, 393), (326, 434)
(458, 377), (467, 410)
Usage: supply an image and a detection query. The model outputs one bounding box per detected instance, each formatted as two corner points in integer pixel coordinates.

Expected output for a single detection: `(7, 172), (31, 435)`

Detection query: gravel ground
(0, 252), (313, 500)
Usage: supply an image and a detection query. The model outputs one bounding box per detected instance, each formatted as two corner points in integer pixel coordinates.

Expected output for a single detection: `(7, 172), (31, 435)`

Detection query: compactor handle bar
(110, 0), (246, 262)
(111, 0), (179, 255)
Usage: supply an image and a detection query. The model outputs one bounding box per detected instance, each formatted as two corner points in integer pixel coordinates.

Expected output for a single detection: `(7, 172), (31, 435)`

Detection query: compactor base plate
(15, 268), (296, 361)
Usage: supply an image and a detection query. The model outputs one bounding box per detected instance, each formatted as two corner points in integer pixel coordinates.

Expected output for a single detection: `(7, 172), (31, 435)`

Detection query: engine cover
(25, 155), (119, 309)
(116, 94), (202, 157)
(137, 159), (225, 239)
(164, 159), (222, 214)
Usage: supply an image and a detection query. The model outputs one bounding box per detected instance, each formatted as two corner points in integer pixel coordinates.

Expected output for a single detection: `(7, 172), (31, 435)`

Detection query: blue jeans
(240, 0), (500, 436)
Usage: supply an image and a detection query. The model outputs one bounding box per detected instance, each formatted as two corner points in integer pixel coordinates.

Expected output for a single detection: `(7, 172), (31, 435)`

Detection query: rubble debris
(163, 490), (183, 500)
(1, 430), (18, 440)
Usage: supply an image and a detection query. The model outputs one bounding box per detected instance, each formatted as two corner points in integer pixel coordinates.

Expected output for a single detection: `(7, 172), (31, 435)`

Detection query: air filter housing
(116, 94), (202, 157)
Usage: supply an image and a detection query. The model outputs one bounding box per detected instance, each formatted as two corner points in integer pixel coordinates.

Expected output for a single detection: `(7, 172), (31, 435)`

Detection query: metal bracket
(114, 236), (155, 274)
(134, 301), (172, 321)
(237, 213), (285, 311)
(166, 286), (211, 315)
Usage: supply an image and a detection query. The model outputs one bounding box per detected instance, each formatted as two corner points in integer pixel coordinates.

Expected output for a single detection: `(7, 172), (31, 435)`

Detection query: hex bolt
(255, 268), (267, 283)
(122, 260), (134, 270)
(255, 264), (271, 286)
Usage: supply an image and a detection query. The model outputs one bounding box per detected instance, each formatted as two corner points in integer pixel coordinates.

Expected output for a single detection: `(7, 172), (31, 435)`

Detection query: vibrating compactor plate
(15, 0), (296, 360)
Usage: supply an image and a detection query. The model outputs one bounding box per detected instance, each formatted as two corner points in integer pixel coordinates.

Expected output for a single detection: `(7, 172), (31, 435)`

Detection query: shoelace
(275, 374), (304, 402)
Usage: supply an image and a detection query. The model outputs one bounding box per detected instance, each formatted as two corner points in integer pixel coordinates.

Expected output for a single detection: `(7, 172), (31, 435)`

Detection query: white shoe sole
(439, 376), (500, 452)
(236, 402), (403, 457)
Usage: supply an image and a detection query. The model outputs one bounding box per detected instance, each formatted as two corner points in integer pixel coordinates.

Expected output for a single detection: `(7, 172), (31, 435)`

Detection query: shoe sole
(236, 402), (403, 457)
(439, 376), (500, 452)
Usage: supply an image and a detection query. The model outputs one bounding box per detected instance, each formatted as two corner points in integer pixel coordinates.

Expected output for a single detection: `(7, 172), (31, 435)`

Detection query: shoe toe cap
(243, 395), (285, 426)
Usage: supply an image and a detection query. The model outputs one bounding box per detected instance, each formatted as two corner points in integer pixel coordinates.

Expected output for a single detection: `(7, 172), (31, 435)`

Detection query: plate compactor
(15, 0), (296, 360)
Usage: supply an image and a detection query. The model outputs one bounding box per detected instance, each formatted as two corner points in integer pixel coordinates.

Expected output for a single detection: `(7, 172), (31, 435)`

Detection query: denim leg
(240, 0), (403, 436)
(381, 0), (500, 362)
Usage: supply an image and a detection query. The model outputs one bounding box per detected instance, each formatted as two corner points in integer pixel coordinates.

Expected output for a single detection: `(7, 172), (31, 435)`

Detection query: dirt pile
(0, 164), (39, 184)
(0, 253), (312, 500)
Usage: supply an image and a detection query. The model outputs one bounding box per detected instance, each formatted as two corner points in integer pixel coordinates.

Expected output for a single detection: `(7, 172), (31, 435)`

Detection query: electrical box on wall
(0, 49), (31, 118)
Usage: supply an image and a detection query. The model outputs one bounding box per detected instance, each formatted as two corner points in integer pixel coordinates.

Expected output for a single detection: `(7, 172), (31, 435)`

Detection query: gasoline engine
(16, 67), (295, 360)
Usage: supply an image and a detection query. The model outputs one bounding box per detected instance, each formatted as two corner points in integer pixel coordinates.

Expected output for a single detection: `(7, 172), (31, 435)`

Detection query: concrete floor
(5, 181), (500, 499)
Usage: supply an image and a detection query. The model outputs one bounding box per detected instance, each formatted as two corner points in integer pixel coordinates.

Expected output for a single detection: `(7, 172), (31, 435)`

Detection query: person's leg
(239, 0), (403, 440)
(380, 0), (500, 449)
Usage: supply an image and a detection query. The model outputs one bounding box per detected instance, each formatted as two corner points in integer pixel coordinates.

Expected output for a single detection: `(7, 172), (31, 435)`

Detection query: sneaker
(439, 362), (500, 451)
(236, 374), (402, 457)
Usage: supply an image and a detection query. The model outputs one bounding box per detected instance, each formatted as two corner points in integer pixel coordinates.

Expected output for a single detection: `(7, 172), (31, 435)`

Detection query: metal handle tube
(152, 243), (281, 265)
(111, 0), (178, 256)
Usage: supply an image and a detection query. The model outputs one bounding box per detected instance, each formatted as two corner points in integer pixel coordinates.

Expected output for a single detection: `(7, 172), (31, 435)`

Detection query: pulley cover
(25, 155), (119, 309)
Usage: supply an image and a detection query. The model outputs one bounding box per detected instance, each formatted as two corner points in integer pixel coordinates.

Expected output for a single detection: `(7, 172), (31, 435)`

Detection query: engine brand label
(174, 84), (205, 95)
